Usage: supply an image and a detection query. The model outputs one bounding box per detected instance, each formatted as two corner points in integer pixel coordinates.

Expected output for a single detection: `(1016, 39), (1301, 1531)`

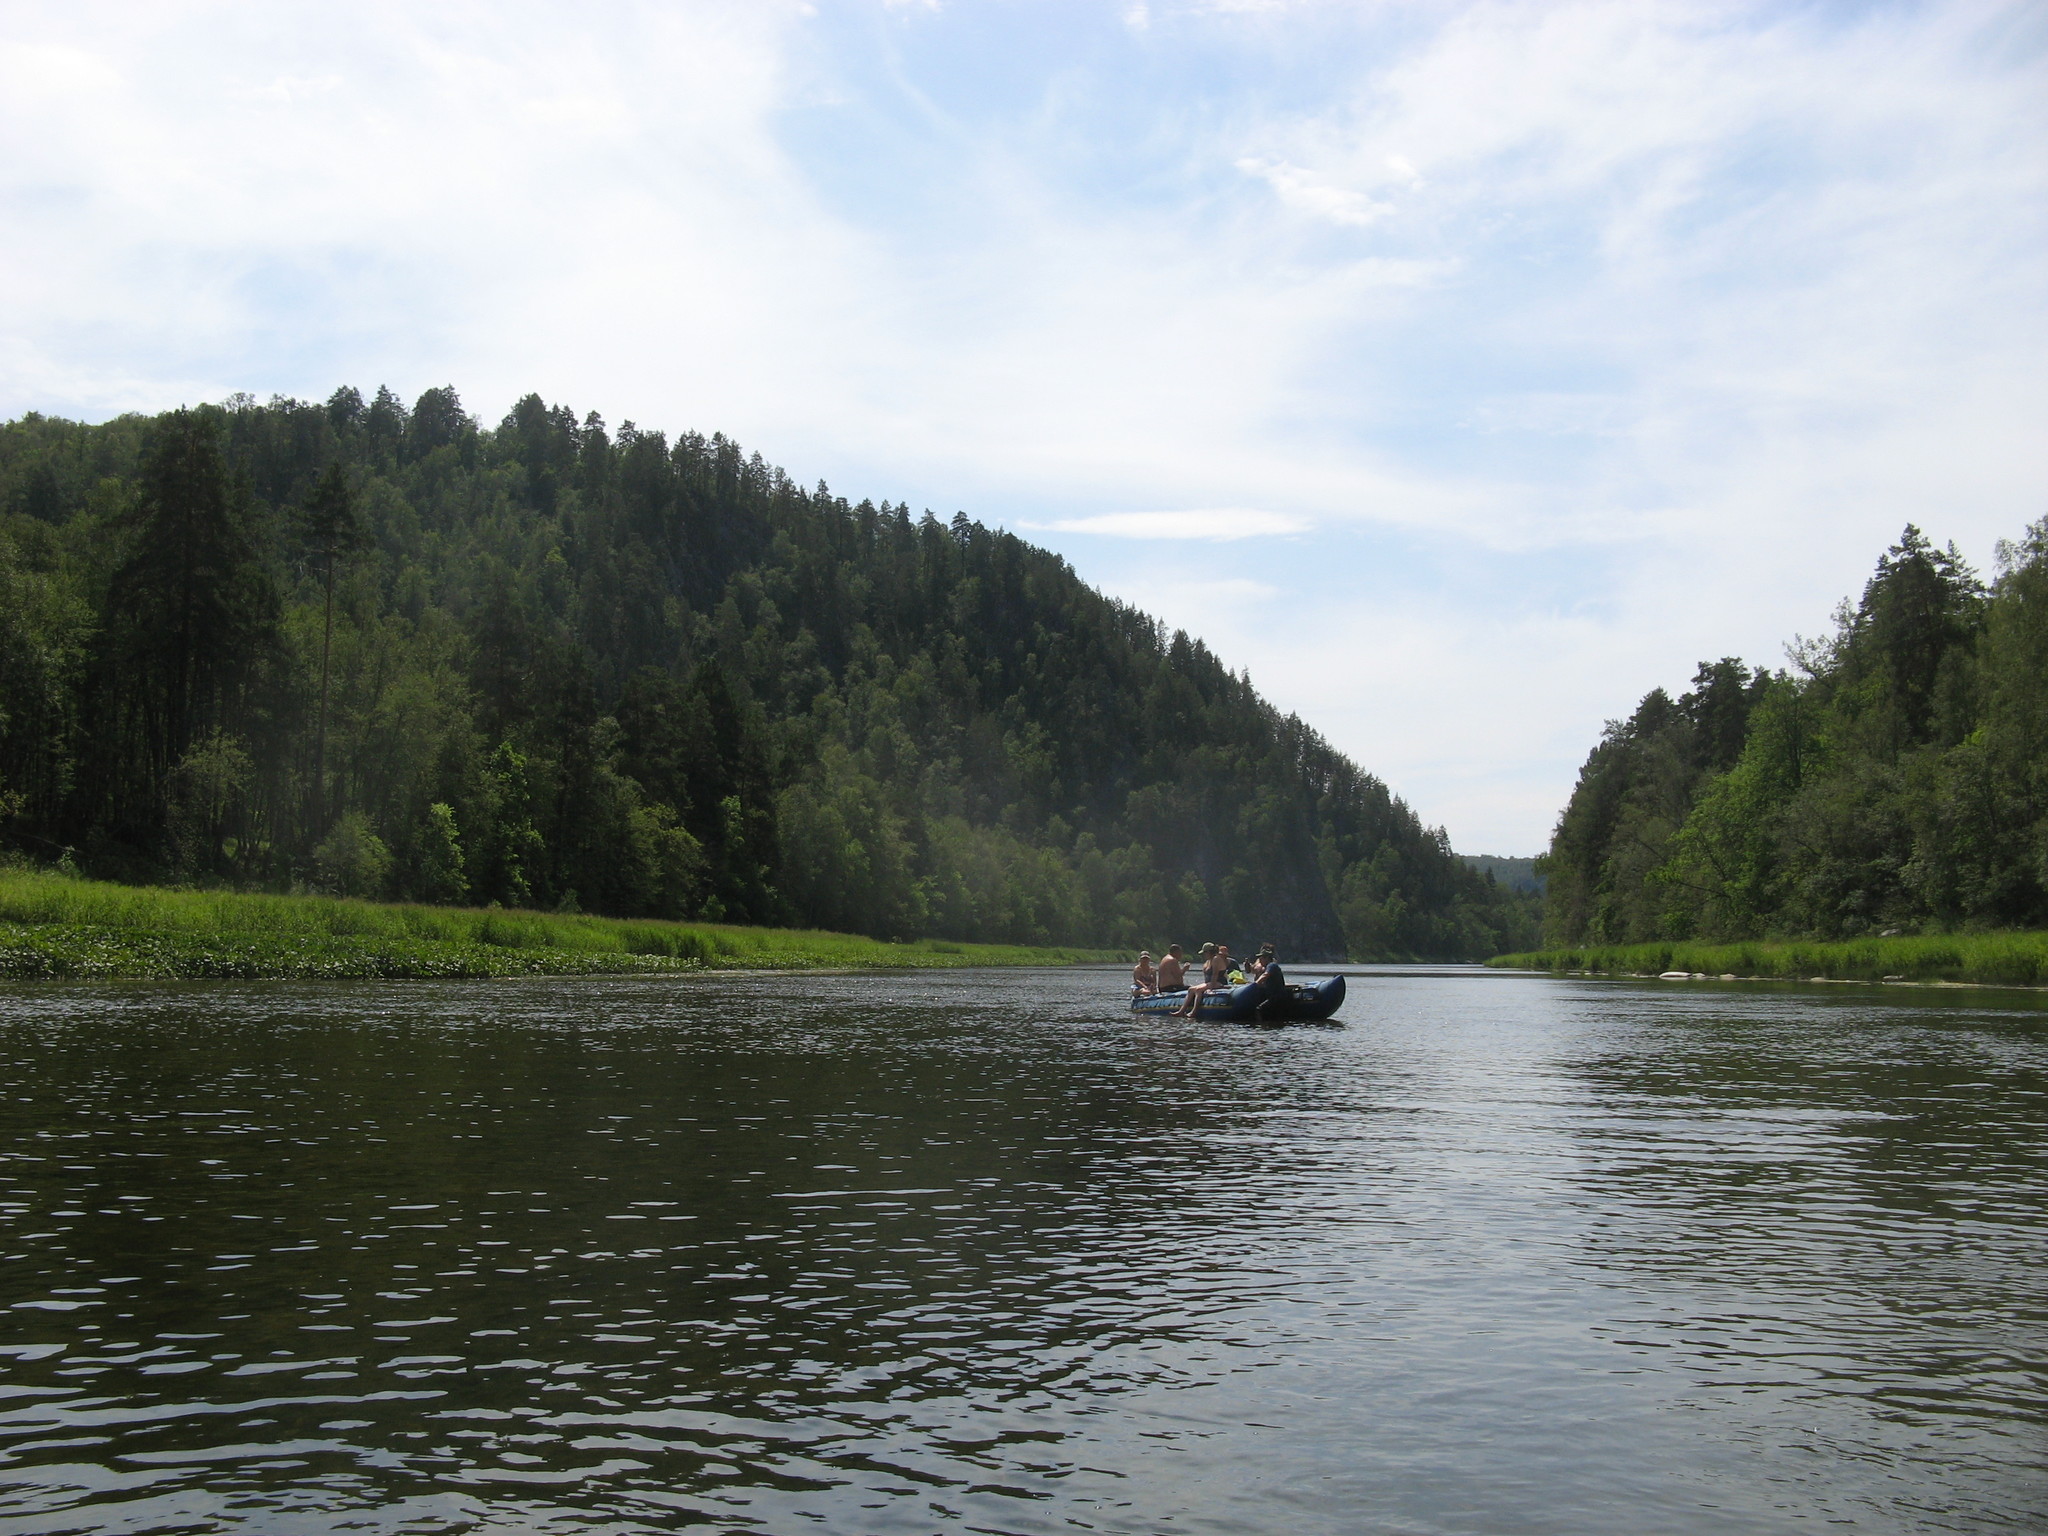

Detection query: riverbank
(0, 870), (1119, 980)
(1489, 931), (2048, 989)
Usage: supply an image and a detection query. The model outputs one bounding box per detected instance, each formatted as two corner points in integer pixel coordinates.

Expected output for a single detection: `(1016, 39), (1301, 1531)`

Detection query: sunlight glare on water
(0, 966), (2042, 1533)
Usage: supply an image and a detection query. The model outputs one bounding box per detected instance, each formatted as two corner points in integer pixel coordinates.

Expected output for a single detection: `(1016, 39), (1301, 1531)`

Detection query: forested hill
(1543, 523), (2048, 945)
(0, 388), (1535, 959)
(1460, 855), (1542, 896)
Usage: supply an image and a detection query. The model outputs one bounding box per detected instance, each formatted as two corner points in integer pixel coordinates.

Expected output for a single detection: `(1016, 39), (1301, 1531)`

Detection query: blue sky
(3, 0), (2044, 853)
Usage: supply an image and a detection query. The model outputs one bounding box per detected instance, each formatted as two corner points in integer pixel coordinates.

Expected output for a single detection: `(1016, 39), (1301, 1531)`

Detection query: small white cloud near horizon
(1235, 156), (1393, 227)
(1026, 509), (1314, 541)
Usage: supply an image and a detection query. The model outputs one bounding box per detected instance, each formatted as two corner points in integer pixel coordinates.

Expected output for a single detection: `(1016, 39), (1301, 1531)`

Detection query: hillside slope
(0, 388), (1532, 958)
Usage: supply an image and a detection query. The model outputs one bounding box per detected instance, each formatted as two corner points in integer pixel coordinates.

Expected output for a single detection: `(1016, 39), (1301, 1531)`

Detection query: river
(0, 966), (2041, 1533)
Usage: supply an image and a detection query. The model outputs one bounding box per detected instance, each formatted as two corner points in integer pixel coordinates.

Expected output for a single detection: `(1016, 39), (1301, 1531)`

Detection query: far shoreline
(1490, 932), (2048, 991)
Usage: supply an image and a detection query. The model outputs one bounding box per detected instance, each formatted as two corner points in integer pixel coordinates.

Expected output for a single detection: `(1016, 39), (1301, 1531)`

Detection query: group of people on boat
(1131, 939), (1284, 1016)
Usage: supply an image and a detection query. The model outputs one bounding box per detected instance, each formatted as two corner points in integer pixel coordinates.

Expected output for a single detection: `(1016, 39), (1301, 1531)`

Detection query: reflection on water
(0, 968), (2041, 1533)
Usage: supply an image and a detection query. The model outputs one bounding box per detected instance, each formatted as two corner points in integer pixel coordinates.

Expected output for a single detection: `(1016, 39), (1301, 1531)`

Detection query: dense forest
(1543, 523), (2048, 944)
(0, 388), (1537, 959)
(1460, 854), (1542, 895)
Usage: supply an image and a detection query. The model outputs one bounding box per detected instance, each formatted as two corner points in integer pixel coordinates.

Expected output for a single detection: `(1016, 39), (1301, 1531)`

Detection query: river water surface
(0, 966), (2042, 1534)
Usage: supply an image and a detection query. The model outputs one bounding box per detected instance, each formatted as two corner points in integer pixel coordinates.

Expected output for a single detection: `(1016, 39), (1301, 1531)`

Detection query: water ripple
(0, 969), (2041, 1533)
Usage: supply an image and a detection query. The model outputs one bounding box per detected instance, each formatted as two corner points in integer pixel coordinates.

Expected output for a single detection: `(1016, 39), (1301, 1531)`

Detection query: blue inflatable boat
(1130, 972), (1346, 1024)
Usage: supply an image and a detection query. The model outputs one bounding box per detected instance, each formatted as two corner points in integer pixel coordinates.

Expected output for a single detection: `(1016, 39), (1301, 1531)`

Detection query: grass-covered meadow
(1490, 931), (2048, 988)
(0, 869), (1119, 980)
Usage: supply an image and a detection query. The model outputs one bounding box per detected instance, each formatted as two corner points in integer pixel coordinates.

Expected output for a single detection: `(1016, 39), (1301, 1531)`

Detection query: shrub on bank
(1488, 930), (2048, 987)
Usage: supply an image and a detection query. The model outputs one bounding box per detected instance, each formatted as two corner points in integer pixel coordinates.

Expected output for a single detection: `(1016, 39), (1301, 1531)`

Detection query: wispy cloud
(1026, 509), (1311, 541)
(1235, 156), (1392, 227)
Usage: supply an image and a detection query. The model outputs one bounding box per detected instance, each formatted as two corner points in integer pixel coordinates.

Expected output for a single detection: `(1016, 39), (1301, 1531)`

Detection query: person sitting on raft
(1252, 944), (1286, 1013)
(1132, 951), (1158, 996)
(1156, 944), (1187, 994)
(1175, 941), (1233, 1017)
(1170, 942), (1216, 1015)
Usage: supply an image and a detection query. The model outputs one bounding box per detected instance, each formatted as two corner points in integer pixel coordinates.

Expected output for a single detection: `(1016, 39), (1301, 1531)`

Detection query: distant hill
(1460, 855), (1545, 895)
(0, 387), (1537, 959)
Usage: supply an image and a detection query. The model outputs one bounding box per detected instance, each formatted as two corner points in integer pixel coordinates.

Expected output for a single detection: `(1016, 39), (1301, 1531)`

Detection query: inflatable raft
(1130, 972), (1346, 1024)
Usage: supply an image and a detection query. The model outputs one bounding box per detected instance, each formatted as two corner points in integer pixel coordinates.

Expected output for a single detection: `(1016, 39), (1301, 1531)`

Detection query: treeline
(1543, 523), (2048, 944)
(0, 388), (1536, 958)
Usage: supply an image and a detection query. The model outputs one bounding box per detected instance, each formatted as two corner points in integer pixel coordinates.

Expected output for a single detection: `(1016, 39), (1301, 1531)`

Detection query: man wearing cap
(1252, 944), (1286, 1019)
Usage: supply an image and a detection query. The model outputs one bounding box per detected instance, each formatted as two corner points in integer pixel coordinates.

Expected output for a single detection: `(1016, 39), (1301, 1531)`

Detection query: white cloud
(0, 1), (830, 420)
(1027, 509), (1312, 540)
(1235, 156), (1394, 227)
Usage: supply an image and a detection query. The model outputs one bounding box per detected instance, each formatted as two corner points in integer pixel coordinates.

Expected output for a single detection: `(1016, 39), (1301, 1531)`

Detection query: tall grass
(1489, 931), (2048, 988)
(0, 921), (688, 981)
(0, 869), (1119, 980)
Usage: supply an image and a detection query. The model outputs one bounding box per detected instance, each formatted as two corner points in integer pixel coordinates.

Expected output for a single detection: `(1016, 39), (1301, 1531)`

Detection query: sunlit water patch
(0, 968), (2042, 1533)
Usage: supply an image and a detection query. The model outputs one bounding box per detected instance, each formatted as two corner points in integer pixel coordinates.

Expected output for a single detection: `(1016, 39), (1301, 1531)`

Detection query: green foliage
(312, 810), (392, 898)
(1543, 521), (2048, 946)
(92, 409), (279, 856)
(297, 460), (368, 569)
(407, 801), (470, 905)
(1542, 665), (1770, 944)
(0, 520), (92, 834)
(0, 388), (1528, 958)
(166, 730), (255, 878)
(1653, 678), (1820, 938)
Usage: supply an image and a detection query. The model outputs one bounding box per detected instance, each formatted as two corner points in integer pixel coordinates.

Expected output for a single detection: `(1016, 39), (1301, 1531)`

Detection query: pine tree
(101, 409), (277, 841)
(297, 461), (367, 838)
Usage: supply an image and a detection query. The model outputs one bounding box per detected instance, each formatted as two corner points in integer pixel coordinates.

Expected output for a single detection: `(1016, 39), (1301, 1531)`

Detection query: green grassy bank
(0, 870), (1119, 981)
(1489, 931), (2048, 989)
